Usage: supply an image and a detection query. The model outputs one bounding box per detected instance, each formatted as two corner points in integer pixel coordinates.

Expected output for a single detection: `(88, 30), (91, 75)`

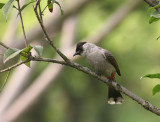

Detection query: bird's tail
(108, 85), (123, 104)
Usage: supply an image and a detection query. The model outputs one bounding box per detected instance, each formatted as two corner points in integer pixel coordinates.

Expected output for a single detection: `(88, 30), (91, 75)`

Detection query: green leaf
(21, 45), (33, 54)
(55, 1), (63, 15)
(20, 45), (33, 67)
(152, 84), (160, 95)
(33, 45), (43, 56)
(142, 73), (160, 79)
(0, 3), (5, 9)
(151, 11), (160, 18)
(149, 11), (160, 24)
(3, 48), (21, 63)
(20, 55), (30, 67)
(2, 0), (16, 20)
(149, 16), (160, 24)
(17, 1), (35, 17)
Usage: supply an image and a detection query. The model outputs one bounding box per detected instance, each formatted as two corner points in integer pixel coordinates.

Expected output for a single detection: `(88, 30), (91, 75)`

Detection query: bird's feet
(107, 72), (116, 82)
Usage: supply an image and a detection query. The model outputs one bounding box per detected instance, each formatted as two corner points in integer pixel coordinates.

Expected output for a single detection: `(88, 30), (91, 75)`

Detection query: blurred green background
(1, 0), (160, 122)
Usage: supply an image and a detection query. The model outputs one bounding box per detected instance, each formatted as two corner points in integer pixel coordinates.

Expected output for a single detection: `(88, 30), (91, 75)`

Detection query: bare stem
(33, 0), (69, 62)
(0, 42), (9, 49)
(17, 0), (28, 47)
(41, 4), (49, 14)
(0, 70), (11, 93)
(0, 59), (31, 73)
(38, 0), (43, 22)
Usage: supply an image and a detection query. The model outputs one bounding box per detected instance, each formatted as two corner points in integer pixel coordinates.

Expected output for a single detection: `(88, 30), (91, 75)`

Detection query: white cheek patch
(81, 48), (87, 57)
(81, 51), (85, 57)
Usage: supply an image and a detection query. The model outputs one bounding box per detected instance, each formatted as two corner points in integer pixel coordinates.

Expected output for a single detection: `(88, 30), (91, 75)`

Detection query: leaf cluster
(0, 0), (63, 20)
(3, 45), (43, 67)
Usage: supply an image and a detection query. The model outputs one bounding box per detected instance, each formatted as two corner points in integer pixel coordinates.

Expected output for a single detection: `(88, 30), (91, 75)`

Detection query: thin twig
(17, 0), (28, 47)
(38, 0), (43, 22)
(0, 42), (9, 49)
(33, 0), (69, 62)
(0, 59), (31, 73)
(0, 70), (11, 93)
(41, 4), (49, 14)
(31, 56), (67, 65)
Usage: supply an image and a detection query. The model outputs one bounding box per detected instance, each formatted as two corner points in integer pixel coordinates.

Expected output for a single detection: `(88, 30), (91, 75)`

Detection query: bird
(73, 42), (123, 104)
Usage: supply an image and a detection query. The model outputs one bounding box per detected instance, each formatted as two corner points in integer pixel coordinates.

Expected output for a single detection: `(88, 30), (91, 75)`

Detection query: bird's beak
(73, 51), (80, 57)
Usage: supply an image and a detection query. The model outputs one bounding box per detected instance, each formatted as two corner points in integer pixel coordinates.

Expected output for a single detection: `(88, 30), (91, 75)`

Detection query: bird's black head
(73, 42), (87, 56)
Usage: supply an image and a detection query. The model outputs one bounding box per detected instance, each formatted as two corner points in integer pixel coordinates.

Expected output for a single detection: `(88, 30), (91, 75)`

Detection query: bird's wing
(103, 50), (121, 76)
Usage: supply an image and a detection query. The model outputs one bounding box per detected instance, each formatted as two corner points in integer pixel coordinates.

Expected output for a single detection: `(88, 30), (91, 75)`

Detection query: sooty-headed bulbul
(73, 42), (123, 104)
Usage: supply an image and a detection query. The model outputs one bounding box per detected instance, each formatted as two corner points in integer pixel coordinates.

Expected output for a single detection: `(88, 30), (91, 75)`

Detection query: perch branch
(17, 0), (28, 47)
(1, 51), (160, 116)
(20, 56), (160, 116)
(31, 57), (160, 116)
(1, 40), (159, 116)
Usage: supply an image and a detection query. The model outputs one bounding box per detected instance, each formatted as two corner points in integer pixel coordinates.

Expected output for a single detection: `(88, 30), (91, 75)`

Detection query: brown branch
(17, 0), (28, 47)
(33, 0), (69, 62)
(0, 59), (31, 73)
(1, 53), (160, 116)
(0, 42), (9, 49)
(144, 0), (160, 11)
(26, 56), (160, 116)
(38, 0), (43, 22)
(67, 62), (160, 115)
(1, 43), (159, 115)
(31, 56), (67, 65)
